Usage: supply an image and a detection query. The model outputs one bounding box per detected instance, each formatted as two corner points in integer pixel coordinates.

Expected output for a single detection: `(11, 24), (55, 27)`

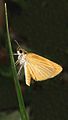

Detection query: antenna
(14, 40), (21, 48)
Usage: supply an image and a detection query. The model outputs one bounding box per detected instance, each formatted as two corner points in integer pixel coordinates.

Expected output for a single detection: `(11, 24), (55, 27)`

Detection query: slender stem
(5, 3), (29, 120)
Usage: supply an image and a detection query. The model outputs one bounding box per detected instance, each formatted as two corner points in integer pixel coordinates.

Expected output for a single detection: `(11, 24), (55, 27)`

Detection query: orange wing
(24, 53), (62, 86)
(24, 63), (31, 86)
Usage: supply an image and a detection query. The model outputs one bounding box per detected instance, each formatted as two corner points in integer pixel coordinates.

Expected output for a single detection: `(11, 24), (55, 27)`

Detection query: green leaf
(5, 3), (29, 120)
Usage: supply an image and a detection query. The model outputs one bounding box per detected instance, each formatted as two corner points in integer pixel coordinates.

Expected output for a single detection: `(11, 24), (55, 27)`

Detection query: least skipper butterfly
(15, 40), (63, 86)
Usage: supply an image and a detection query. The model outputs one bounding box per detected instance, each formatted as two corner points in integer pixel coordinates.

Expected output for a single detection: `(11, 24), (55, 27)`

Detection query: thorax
(18, 54), (26, 65)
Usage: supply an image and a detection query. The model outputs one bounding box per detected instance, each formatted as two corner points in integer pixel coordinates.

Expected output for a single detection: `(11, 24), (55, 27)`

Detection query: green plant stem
(5, 3), (29, 120)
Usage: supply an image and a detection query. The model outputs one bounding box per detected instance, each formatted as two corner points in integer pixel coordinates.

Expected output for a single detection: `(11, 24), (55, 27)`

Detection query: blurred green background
(0, 0), (68, 120)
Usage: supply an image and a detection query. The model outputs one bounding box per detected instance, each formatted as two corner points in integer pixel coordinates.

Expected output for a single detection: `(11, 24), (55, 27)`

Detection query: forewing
(25, 53), (62, 81)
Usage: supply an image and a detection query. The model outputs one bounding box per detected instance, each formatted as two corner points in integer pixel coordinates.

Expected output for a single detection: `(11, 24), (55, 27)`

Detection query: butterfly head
(14, 40), (27, 56)
(17, 47), (27, 56)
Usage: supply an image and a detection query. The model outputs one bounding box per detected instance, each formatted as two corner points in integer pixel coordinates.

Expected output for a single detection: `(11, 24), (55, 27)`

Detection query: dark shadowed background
(0, 0), (68, 120)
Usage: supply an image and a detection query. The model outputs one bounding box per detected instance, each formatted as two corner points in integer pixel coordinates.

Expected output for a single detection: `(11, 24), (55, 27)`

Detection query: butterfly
(15, 41), (63, 86)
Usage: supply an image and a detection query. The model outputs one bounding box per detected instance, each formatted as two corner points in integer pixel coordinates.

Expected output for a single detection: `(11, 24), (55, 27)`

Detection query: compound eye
(19, 49), (22, 53)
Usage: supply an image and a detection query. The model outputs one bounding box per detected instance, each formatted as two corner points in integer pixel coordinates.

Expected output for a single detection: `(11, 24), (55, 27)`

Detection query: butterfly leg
(17, 64), (23, 76)
(15, 60), (19, 66)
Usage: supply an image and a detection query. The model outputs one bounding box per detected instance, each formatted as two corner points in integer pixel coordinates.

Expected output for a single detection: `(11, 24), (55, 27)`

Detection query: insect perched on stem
(15, 40), (63, 86)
